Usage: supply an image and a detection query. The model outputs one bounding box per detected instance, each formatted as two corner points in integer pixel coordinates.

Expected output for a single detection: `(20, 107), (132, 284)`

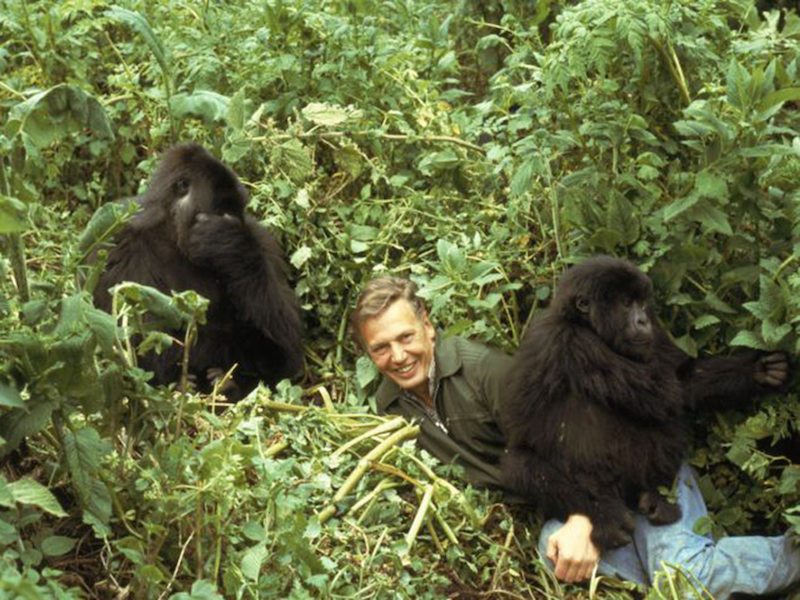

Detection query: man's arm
(547, 515), (599, 582)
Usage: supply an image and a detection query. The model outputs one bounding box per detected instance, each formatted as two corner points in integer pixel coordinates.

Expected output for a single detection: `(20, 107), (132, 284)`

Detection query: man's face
(360, 298), (436, 400)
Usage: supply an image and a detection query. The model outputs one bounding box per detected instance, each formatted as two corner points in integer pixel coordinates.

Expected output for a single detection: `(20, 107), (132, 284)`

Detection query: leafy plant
(0, 0), (797, 596)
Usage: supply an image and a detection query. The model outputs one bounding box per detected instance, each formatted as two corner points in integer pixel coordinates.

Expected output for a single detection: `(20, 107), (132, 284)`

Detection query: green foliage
(0, 0), (797, 596)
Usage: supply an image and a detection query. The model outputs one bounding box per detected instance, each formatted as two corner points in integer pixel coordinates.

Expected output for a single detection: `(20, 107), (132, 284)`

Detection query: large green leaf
(8, 478), (67, 517)
(171, 91), (230, 125)
(62, 427), (112, 527)
(105, 6), (170, 82)
(0, 195), (27, 234)
(0, 401), (57, 459)
(5, 84), (113, 147)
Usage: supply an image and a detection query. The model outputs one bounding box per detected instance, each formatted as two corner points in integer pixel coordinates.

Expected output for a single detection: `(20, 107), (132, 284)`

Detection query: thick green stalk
(0, 158), (29, 302)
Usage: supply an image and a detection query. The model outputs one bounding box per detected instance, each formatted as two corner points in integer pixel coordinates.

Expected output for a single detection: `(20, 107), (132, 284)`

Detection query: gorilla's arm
(185, 214), (304, 381)
(686, 352), (790, 409)
(653, 327), (790, 409)
(503, 448), (635, 550)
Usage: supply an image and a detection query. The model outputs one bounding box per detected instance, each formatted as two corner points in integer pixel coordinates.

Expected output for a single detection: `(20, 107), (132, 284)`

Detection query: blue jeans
(538, 464), (800, 599)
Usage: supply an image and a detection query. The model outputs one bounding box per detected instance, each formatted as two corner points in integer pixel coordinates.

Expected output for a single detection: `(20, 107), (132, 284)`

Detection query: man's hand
(546, 514), (600, 583)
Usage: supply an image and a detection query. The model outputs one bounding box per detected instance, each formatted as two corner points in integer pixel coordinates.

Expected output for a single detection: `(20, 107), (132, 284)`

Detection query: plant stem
(401, 484), (434, 563)
(319, 424), (419, 524)
(0, 157), (30, 302)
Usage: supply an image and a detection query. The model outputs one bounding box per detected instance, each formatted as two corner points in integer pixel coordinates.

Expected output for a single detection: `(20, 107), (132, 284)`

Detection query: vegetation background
(0, 0), (798, 597)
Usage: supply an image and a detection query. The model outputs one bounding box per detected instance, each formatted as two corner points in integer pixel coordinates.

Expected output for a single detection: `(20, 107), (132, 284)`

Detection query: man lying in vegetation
(349, 275), (800, 598)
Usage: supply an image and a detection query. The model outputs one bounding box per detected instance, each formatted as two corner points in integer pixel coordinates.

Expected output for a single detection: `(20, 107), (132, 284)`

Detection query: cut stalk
(401, 484), (434, 564)
(319, 424), (419, 524)
(332, 416), (407, 458)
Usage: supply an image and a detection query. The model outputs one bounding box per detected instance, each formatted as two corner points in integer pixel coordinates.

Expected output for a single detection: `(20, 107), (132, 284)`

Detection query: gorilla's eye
(174, 177), (191, 197)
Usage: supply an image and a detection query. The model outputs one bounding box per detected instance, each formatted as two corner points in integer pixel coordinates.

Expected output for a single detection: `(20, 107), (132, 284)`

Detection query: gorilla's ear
(575, 295), (590, 314)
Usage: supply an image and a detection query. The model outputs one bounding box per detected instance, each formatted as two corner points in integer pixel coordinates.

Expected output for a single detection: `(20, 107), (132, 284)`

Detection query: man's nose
(390, 343), (406, 363)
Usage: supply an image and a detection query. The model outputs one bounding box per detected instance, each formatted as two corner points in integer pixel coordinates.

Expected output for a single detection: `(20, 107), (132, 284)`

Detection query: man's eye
(401, 333), (414, 342)
(372, 345), (388, 355)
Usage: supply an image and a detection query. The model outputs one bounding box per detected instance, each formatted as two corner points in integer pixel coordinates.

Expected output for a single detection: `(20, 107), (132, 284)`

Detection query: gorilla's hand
(638, 490), (681, 525)
(753, 352), (790, 388)
(185, 213), (252, 269)
(590, 499), (635, 550)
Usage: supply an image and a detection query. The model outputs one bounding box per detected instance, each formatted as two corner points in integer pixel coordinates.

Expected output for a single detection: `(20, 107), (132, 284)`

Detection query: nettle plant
(0, 0), (797, 597)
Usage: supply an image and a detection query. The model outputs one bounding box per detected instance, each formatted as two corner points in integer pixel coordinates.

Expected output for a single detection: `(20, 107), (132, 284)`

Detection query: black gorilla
(501, 256), (789, 550)
(94, 143), (303, 398)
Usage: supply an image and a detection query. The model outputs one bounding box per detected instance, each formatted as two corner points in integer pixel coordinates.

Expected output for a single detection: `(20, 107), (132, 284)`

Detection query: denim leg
(536, 462), (800, 598)
(537, 518), (649, 584)
(635, 463), (800, 599)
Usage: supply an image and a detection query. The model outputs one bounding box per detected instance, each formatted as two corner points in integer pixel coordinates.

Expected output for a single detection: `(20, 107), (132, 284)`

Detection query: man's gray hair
(350, 276), (427, 349)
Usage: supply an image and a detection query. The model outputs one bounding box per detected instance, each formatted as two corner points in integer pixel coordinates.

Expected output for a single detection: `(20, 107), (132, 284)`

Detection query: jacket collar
(375, 333), (462, 412)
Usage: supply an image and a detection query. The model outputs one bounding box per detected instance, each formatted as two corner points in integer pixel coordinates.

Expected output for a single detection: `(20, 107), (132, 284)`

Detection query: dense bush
(0, 0), (797, 597)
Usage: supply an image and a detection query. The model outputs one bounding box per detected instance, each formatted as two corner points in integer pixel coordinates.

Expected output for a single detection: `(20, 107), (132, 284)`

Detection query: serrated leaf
(690, 204), (732, 235)
(692, 314), (720, 329)
(726, 60), (750, 111)
(271, 139), (314, 183)
(85, 305), (117, 357)
(695, 170), (728, 200)
(41, 535), (77, 557)
(63, 427), (112, 527)
(664, 193), (700, 221)
(758, 274), (785, 316)
(241, 542), (268, 581)
(0, 401), (56, 459)
(704, 292), (736, 314)
(279, 524), (325, 574)
(78, 200), (134, 254)
(725, 438), (753, 467)
(9, 478), (67, 517)
(0, 195), (28, 234)
(350, 225), (379, 241)
(171, 91), (230, 125)
(227, 89), (247, 130)
(113, 282), (186, 329)
(6, 84), (114, 147)
(606, 194), (639, 245)
(510, 158), (535, 198)
(0, 384), (24, 409)
(778, 466), (800, 494)
(242, 521), (266, 542)
(184, 580), (224, 600)
(290, 246), (312, 269)
(350, 239), (369, 253)
(672, 334), (697, 358)
(105, 7), (169, 81)
(761, 320), (791, 345)
(730, 329), (768, 350)
(0, 475), (12, 508)
(302, 102), (361, 126)
(355, 355), (379, 388)
(418, 149), (459, 175)
(756, 87), (800, 115)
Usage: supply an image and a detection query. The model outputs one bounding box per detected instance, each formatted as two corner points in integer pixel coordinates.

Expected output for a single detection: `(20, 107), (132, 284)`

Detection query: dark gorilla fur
(94, 143), (303, 398)
(501, 256), (790, 550)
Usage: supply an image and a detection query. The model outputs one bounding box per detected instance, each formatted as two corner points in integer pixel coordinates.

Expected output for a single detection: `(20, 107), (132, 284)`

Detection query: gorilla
(94, 143), (303, 398)
(500, 256), (789, 550)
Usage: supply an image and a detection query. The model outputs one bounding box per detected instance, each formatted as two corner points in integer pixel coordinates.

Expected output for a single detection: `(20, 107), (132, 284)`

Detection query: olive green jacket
(375, 335), (514, 488)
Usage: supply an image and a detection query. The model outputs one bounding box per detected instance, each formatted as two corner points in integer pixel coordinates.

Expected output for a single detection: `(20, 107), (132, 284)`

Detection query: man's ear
(421, 312), (436, 338)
